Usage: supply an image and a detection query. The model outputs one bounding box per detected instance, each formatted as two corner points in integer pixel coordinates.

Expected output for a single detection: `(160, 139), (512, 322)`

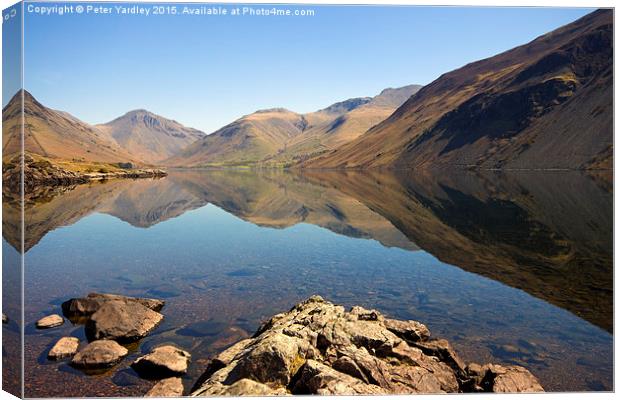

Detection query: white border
(0, 1), (616, 400)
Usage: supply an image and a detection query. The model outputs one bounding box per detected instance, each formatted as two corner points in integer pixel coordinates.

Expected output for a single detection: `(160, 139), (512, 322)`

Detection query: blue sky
(16, 3), (593, 133)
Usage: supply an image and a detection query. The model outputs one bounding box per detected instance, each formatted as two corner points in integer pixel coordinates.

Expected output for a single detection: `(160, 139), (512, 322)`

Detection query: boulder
(191, 338), (253, 392)
(384, 318), (430, 342)
(72, 339), (128, 369)
(196, 379), (287, 396)
(62, 293), (165, 319)
(36, 314), (64, 329)
(85, 300), (163, 343)
(132, 345), (191, 378)
(473, 364), (544, 393)
(190, 296), (541, 396)
(145, 377), (184, 397)
(48, 337), (80, 360)
(226, 332), (306, 386)
(413, 339), (467, 377)
(294, 360), (386, 395)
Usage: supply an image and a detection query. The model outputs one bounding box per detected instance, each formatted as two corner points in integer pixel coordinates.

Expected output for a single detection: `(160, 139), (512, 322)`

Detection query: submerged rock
(145, 377), (185, 397)
(132, 345), (191, 378)
(72, 339), (128, 369)
(48, 337), (80, 360)
(36, 314), (64, 329)
(190, 296), (544, 396)
(85, 300), (164, 343)
(62, 293), (165, 319)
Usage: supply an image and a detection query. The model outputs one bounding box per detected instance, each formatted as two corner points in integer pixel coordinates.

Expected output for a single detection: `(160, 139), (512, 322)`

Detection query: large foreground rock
(62, 293), (165, 319)
(132, 345), (191, 377)
(190, 296), (544, 396)
(85, 300), (164, 343)
(72, 339), (128, 369)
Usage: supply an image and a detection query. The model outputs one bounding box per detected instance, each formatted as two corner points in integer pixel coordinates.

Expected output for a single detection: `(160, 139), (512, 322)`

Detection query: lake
(2, 169), (613, 396)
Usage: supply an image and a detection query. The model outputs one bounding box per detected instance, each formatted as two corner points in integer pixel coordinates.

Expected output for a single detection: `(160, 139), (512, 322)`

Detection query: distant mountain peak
(97, 108), (206, 164)
(319, 97), (372, 115)
(254, 107), (295, 114)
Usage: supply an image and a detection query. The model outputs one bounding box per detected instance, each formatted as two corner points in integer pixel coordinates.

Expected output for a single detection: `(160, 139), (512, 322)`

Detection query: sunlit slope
(97, 110), (205, 164)
(304, 10), (612, 170)
(2, 90), (138, 163)
(165, 85), (421, 167)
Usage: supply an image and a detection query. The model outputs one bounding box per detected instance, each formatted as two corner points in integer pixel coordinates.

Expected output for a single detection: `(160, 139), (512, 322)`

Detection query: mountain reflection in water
(2, 168), (613, 395)
(4, 169), (611, 332)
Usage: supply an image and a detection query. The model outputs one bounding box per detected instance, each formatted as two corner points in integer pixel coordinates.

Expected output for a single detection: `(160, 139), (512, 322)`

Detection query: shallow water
(2, 169), (613, 396)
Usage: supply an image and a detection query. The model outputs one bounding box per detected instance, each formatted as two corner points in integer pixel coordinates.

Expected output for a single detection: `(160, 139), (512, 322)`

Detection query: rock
(36, 314), (64, 329)
(191, 339), (253, 393)
(384, 318), (430, 342)
(132, 345), (191, 378)
(349, 306), (383, 321)
(189, 296), (543, 396)
(196, 379), (287, 396)
(72, 339), (128, 369)
(62, 293), (165, 319)
(2, 154), (167, 192)
(294, 360), (386, 395)
(85, 300), (164, 343)
(412, 339), (467, 377)
(2, 313), (8, 324)
(479, 364), (544, 393)
(48, 337), (80, 360)
(145, 377), (184, 397)
(227, 332), (307, 386)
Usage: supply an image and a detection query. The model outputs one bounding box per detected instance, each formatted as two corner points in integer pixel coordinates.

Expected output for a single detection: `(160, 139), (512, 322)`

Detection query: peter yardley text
(26, 4), (315, 17)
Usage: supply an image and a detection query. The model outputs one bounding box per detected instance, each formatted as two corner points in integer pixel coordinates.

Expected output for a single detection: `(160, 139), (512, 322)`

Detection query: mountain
(304, 10), (612, 170)
(268, 85), (423, 164)
(2, 90), (137, 163)
(165, 108), (312, 167)
(96, 110), (206, 164)
(164, 84), (421, 167)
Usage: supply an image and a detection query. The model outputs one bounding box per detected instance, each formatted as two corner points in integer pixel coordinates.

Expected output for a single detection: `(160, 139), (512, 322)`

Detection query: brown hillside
(304, 10), (612, 170)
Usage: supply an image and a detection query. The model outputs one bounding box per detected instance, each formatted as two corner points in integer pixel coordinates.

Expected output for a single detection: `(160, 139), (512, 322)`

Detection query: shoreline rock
(2, 154), (167, 192)
(62, 293), (165, 320)
(36, 314), (64, 329)
(72, 339), (128, 369)
(48, 337), (80, 360)
(132, 345), (191, 378)
(145, 377), (185, 397)
(190, 296), (544, 396)
(85, 300), (164, 343)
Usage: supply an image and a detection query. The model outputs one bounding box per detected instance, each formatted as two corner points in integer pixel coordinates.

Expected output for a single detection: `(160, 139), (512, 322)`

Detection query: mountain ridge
(2, 90), (139, 163)
(2, 91), (206, 167)
(96, 109), (206, 164)
(164, 84), (422, 167)
(303, 9), (612, 170)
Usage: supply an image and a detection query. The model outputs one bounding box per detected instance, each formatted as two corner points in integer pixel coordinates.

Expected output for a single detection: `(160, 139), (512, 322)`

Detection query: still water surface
(2, 169), (613, 396)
